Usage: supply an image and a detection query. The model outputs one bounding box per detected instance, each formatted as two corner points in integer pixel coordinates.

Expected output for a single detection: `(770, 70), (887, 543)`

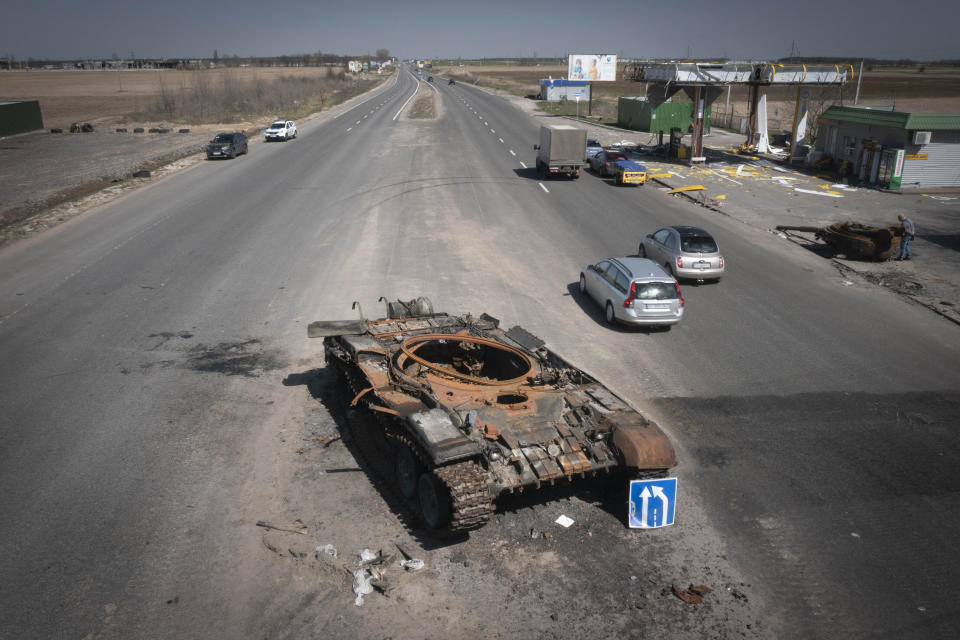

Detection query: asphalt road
(1, 66), (959, 639)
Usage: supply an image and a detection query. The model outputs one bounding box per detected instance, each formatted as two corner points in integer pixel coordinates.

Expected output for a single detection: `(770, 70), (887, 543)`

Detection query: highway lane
(0, 70), (425, 639)
(1, 65), (959, 639)
(440, 79), (960, 637)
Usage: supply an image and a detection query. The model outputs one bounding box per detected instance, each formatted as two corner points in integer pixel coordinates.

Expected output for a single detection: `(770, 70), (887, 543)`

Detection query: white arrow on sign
(638, 486), (651, 527)
(652, 485), (670, 526)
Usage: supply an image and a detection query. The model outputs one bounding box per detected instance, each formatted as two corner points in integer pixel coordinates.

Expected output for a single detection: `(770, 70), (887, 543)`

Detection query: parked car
(639, 226), (725, 282)
(427, 76), (434, 82)
(589, 149), (627, 178)
(585, 138), (603, 159)
(613, 159), (647, 186)
(448, 78), (455, 85)
(579, 257), (684, 328)
(264, 120), (297, 141)
(206, 132), (248, 159)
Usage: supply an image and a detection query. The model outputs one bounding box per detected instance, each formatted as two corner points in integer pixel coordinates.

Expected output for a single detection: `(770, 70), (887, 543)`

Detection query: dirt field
(0, 67), (363, 129)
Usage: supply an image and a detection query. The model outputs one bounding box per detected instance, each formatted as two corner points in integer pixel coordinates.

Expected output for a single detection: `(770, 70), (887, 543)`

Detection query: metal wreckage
(309, 298), (677, 535)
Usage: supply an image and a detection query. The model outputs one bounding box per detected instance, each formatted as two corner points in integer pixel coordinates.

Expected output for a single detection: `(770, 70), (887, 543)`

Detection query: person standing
(897, 213), (915, 261)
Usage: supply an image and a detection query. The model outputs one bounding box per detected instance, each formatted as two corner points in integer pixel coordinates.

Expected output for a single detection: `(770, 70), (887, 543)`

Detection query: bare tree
(375, 48), (390, 59)
(804, 85), (842, 145)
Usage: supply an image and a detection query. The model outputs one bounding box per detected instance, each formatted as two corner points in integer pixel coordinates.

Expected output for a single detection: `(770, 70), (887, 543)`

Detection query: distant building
(538, 79), (590, 102)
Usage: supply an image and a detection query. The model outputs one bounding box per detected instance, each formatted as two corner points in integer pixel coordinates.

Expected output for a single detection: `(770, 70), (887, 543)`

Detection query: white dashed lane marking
(539, 182), (549, 193)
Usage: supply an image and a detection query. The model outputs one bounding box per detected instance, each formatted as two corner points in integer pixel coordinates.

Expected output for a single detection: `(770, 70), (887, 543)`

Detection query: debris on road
(262, 538), (281, 554)
(725, 583), (749, 602)
(353, 568), (374, 606)
(794, 187), (843, 198)
(555, 515), (575, 528)
(667, 185), (707, 194)
(400, 559), (424, 571)
(256, 519), (308, 535)
(316, 544), (338, 558)
(672, 584), (711, 604)
(351, 547), (419, 605)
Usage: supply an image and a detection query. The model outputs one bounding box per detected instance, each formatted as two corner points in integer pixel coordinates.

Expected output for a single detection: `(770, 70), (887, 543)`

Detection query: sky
(2, 0), (958, 62)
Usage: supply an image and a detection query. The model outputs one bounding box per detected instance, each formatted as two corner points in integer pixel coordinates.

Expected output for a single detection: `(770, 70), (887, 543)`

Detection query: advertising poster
(568, 54), (617, 81)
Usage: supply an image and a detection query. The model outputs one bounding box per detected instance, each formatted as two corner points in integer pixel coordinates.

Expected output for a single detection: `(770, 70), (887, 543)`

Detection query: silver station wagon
(579, 257), (685, 328)
(639, 225), (725, 282)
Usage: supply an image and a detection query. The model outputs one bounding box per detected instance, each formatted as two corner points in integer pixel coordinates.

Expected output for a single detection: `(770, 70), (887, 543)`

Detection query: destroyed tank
(310, 297), (677, 535)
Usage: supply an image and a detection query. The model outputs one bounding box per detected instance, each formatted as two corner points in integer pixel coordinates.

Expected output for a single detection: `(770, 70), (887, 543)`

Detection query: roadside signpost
(574, 92), (582, 121)
(628, 478), (677, 528)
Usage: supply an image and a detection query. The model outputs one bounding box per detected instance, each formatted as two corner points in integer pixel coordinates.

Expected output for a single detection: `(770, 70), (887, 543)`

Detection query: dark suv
(206, 132), (248, 159)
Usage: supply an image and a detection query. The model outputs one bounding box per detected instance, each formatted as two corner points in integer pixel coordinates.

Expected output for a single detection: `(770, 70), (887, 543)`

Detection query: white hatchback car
(264, 120), (297, 141)
(579, 257), (684, 328)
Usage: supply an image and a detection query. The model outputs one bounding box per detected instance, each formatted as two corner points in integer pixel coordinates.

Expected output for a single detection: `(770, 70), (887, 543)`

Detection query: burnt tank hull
(311, 302), (677, 534)
(815, 222), (904, 260)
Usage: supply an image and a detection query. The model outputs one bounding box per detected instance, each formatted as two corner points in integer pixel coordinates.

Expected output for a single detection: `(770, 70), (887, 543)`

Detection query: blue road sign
(628, 478), (677, 529)
(573, 92), (582, 98)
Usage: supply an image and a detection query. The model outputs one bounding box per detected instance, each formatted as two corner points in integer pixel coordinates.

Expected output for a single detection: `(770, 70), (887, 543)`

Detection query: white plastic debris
(400, 558), (425, 571)
(794, 187), (843, 198)
(353, 569), (374, 606)
(842, 281), (854, 287)
(555, 515), (575, 528)
(777, 232), (788, 239)
(358, 548), (377, 564)
(315, 544), (337, 558)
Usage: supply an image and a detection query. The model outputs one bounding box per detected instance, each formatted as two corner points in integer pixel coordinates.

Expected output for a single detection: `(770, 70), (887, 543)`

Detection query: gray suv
(579, 257), (684, 328)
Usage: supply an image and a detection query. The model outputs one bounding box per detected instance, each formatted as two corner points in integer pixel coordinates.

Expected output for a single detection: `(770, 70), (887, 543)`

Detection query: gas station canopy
(626, 61), (853, 161)
(631, 62), (853, 86)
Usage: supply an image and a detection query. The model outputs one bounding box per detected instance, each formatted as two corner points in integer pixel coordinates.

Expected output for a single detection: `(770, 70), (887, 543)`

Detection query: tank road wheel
(418, 472), (452, 530)
(395, 444), (421, 499)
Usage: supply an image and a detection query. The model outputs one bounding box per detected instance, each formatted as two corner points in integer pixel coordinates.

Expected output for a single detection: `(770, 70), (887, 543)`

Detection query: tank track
(331, 355), (494, 535)
(434, 458), (494, 532)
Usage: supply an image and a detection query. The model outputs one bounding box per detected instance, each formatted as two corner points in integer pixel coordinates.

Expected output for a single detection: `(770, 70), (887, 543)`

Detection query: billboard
(568, 54), (617, 81)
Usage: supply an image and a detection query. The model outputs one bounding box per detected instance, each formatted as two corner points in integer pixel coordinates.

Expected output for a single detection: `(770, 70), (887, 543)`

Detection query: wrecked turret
(310, 298), (677, 535)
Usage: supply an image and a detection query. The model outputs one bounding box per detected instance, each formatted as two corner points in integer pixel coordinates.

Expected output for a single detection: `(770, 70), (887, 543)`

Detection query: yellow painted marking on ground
(825, 190), (843, 195)
(648, 172), (673, 178)
(667, 185), (707, 194)
(715, 194), (727, 200)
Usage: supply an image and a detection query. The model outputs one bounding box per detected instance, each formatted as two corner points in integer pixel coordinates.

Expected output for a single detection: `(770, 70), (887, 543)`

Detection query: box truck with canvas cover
(534, 124), (587, 179)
